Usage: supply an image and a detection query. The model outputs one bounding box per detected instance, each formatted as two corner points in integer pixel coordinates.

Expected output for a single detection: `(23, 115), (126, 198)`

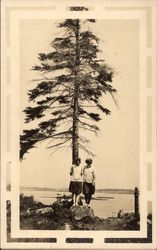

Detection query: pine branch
(87, 19), (96, 23)
(32, 62), (70, 72)
(78, 119), (99, 131)
(48, 105), (71, 109)
(38, 111), (72, 134)
(20, 129), (48, 159)
(97, 104), (111, 115)
(49, 144), (71, 156)
(47, 138), (71, 149)
(24, 106), (45, 123)
(80, 31), (99, 43)
(78, 108), (101, 121)
(109, 91), (119, 107)
(49, 128), (72, 138)
(78, 135), (90, 144)
(28, 80), (58, 101)
(79, 125), (98, 134)
(79, 143), (95, 156)
(38, 90), (71, 116)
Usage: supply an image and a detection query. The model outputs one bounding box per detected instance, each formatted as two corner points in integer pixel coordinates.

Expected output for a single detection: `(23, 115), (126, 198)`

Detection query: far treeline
(20, 187), (134, 194)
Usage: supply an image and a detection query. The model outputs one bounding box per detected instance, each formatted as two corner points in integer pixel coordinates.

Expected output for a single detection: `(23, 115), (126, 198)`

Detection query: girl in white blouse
(69, 157), (83, 206)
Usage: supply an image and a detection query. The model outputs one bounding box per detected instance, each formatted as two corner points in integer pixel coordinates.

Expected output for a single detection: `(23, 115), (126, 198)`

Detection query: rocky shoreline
(17, 194), (141, 231)
(6, 194), (152, 242)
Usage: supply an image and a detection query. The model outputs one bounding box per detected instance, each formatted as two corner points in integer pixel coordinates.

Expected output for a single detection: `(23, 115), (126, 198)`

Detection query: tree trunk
(72, 95), (79, 164)
(72, 20), (80, 164)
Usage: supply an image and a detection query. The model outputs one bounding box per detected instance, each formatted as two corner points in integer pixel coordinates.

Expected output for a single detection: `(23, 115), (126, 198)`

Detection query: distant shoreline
(20, 187), (134, 194)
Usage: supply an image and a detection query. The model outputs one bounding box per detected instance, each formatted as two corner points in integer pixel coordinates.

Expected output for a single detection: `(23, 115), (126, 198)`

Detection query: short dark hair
(75, 157), (81, 163)
(85, 158), (92, 164)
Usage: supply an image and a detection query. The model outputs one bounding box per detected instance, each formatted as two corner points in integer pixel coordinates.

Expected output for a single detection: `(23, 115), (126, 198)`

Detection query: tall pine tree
(20, 18), (117, 163)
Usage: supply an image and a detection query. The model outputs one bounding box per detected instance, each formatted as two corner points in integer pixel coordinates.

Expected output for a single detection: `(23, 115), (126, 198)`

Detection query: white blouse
(83, 166), (95, 183)
(70, 164), (83, 182)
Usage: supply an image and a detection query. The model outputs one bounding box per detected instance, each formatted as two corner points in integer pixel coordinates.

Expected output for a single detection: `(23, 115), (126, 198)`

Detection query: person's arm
(92, 168), (96, 184)
(70, 166), (73, 176)
(81, 166), (85, 176)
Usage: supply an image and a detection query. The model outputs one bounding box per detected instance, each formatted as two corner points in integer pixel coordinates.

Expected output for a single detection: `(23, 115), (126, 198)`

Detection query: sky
(19, 19), (139, 189)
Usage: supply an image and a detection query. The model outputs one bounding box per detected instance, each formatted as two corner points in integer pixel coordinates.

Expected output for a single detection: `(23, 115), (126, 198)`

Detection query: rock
(70, 205), (94, 221)
(65, 223), (71, 230)
(35, 207), (54, 215)
(20, 207), (54, 217)
(20, 208), (31, 217)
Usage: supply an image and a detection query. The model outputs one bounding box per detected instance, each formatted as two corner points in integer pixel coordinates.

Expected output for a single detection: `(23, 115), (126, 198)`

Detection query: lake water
(22, 190), (134, 219)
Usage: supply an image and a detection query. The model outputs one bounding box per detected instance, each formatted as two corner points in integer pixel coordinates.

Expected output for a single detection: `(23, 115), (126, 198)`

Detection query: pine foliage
(20, 18), (117, 160)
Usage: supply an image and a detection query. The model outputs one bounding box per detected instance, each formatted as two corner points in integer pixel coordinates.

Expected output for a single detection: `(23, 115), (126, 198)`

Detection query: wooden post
(134, 187), (139, 217)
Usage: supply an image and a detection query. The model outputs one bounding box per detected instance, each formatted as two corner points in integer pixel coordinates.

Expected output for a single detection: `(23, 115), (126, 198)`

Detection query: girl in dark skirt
(69, 158), (83, 206)
(83, 158), (96, 206)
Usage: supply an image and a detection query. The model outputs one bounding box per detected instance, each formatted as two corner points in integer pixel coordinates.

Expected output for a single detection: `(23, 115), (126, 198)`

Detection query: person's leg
(72, 193), (76, 206)
(76, 194), (80, 205)
(88, 194), (92, 205)
(84, 184), (88, 204)
(72, 193), (74, 205)
(84, 194), (87, 204)
(87, 194), (90, 204)
(73, 182), (77, 206)
(85, 194), (88, 204)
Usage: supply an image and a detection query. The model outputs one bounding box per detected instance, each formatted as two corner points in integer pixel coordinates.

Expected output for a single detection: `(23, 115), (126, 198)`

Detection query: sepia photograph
(1, 0), (157, 249)
(19, 16), (140, 231)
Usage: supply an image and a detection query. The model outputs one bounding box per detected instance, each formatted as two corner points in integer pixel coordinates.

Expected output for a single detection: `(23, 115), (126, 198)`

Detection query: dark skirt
(83, 182), (95, 195)
(69, 181), (82, 195)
